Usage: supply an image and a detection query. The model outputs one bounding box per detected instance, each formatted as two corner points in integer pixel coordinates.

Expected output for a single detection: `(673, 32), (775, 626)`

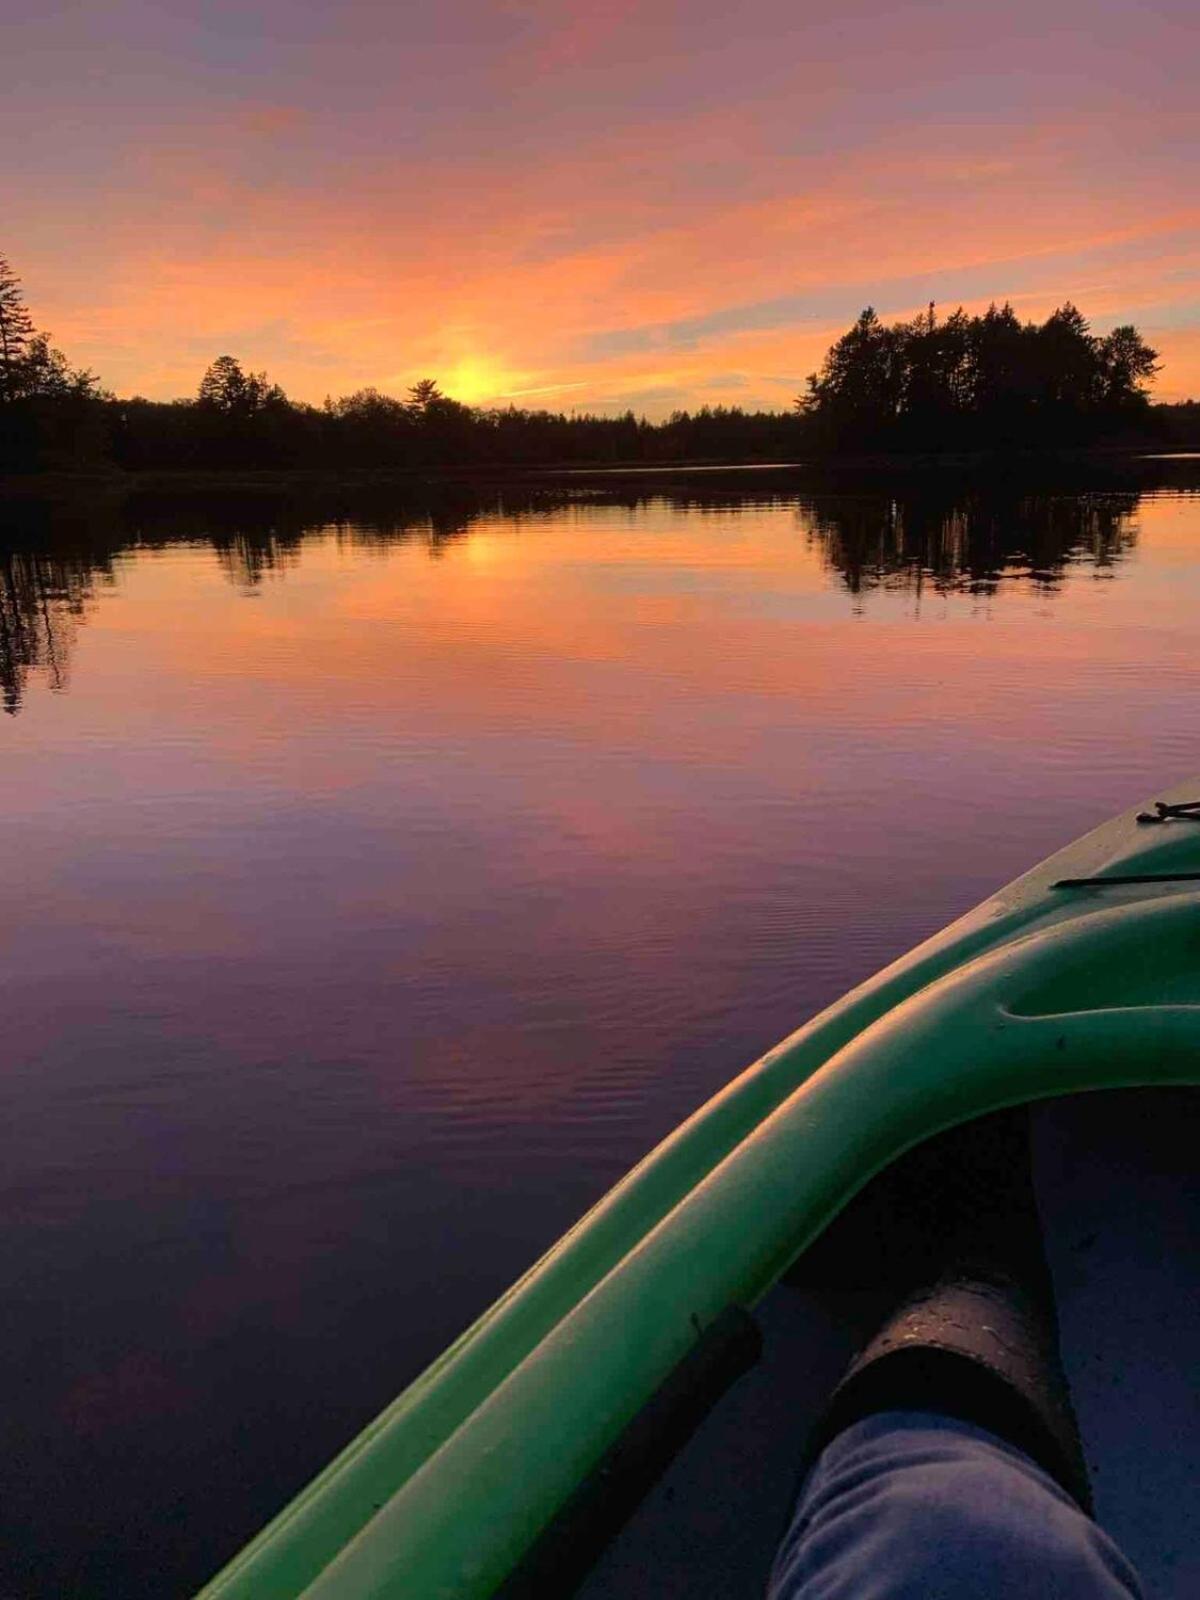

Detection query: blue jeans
(767, 1410), (1143, 1599)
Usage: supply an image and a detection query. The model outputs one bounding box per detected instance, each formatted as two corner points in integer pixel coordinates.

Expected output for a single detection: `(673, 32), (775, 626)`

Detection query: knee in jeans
(771, 1421), (1142, 1600)
(875, 1459), (1036, 1562)
(856, 1458), (1118, 1591)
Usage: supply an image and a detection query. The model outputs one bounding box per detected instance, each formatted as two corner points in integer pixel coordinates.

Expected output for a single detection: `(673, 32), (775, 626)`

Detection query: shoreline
(3, 446), (1199, 503)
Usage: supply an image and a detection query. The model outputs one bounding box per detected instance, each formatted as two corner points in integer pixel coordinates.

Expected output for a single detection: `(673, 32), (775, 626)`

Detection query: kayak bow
(197, 781), (1200, 1600)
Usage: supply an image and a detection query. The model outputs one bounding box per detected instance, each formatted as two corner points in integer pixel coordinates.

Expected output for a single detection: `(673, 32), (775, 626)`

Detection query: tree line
(0, 251), (1191, 476)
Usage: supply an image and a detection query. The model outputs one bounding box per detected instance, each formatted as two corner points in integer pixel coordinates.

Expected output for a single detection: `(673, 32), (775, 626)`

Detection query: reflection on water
(807, 489), (1138, 595)
(0, 478), (1158, 716)
(2, 464), (1200, 1597)
(0, 549), (92, 713)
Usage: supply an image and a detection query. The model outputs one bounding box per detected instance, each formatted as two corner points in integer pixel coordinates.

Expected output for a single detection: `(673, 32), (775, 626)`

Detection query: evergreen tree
(198, 355), (286, 417)
(801, 308), (906, 445)
(0, 254), (35, 401)
(408, 377), (443, 411)
(0, 254), (102, 470)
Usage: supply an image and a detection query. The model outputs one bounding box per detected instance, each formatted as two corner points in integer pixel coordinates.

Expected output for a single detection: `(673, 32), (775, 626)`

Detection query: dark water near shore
(3, 465), (1200, 1596)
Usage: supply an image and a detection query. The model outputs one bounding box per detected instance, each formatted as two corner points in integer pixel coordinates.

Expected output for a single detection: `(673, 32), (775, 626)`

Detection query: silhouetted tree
(800, 307), (907, 446)
(0, 255), (36, 403)
(0, 254), (103, 470)
(1097, 325), (1160, 413)
(0, 256), (97, 406)
(407, 377), (443, 411)
(967, 303), (1032, 441)
(191, 355), (299, 468)
(198, 355), (287, 418)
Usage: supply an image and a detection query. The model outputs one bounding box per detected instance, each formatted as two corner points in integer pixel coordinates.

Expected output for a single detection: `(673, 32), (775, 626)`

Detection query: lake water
(3, 465), (1200, 1596)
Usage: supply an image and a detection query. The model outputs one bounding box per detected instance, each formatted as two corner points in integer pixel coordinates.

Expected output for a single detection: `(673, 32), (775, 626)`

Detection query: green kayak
(197, 781), (1200, 1600)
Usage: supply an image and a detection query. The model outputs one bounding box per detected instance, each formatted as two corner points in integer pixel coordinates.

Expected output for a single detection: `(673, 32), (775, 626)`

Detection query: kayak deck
(579, 1088), (1200, 1599)
(1038, 1088), (1200, 1594)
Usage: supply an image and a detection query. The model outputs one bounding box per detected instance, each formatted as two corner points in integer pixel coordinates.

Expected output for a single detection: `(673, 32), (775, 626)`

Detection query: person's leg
(767, 1409), (1143, 1600)
(770, 1110), (1144, 1598)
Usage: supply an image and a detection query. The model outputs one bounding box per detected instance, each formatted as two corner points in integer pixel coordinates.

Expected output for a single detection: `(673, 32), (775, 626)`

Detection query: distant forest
(1, 252), (1196, 476)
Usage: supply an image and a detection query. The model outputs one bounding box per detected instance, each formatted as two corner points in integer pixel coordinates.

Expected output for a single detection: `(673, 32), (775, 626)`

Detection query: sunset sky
(8, 0), (1198, 414)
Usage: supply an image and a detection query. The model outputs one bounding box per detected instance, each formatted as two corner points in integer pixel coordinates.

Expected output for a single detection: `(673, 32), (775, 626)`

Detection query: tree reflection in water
(0, 472), (1181, 715)
(805, 489), (1141, 597)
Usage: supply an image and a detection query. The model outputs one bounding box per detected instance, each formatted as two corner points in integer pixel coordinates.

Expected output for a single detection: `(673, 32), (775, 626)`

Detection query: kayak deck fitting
(197, 782), (1200, 1600)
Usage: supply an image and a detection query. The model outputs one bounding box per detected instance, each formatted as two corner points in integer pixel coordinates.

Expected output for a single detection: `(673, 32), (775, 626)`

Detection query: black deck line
(1051, 873), (1200, 888)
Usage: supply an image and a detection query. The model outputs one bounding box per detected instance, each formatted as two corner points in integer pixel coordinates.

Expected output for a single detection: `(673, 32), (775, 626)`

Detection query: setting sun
(441, 353), (520, 405)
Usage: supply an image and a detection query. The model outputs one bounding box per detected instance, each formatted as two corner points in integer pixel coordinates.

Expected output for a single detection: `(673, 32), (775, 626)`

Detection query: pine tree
(198, 354), (285, 416)
(408, 377), (443, 412)
(0, 254), (35, 402)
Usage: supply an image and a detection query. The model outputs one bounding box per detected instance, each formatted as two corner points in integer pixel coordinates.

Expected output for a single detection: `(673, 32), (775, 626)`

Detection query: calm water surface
(3, 470), (1199, 1595)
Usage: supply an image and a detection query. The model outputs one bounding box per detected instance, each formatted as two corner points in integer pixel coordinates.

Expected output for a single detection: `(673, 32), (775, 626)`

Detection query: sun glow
(442, 354), (520, 405)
